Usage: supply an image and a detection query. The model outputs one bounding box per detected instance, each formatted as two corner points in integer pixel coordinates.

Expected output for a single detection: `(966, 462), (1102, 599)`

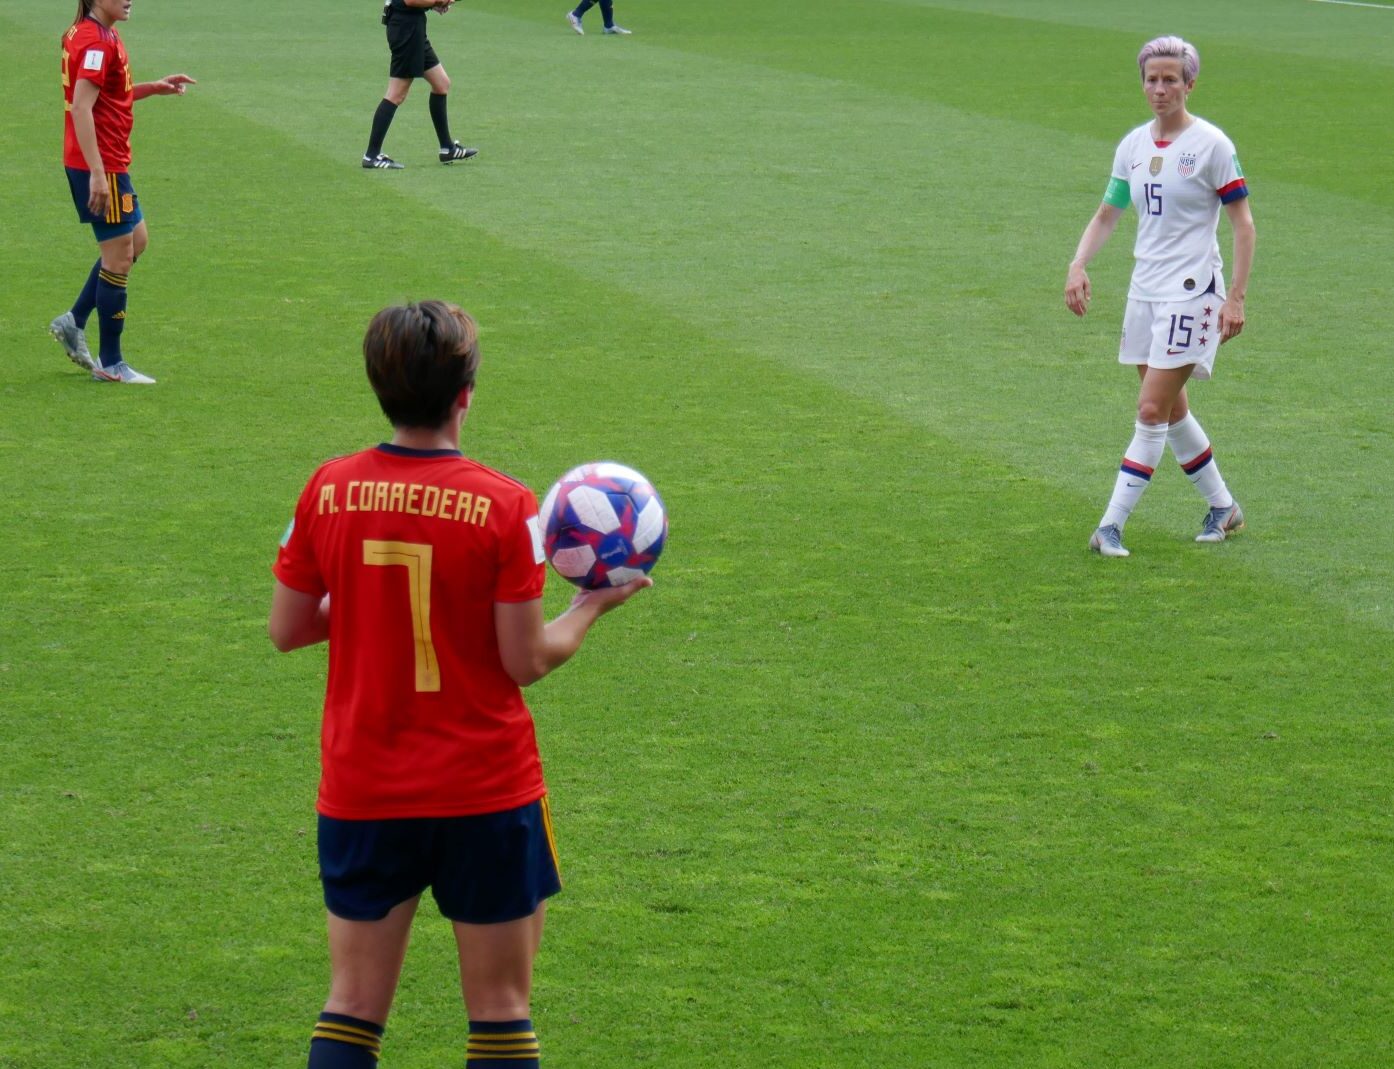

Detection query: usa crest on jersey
(1177, 153), (1197, 178)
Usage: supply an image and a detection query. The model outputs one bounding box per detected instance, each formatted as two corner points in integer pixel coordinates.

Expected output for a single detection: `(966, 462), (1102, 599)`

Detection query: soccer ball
(540, 462), (668, 589)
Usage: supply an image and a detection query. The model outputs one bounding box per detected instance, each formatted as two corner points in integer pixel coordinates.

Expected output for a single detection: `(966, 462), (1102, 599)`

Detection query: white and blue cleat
(1196, 501), (1244, 543)
(91, 361), (156, 385)
(50, 311), (96, 372)
(1088, 523), (1129, 558)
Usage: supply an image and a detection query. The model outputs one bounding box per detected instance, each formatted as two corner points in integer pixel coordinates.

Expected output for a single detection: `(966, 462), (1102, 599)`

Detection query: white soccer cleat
(91, 361), (156, 385)
(603, 24), (632, 34)
(50, 311), (96, 372)
(1196, 501), (1244, 543)
(1088, 523), (1129, 558)
(566, 11), (584, 33)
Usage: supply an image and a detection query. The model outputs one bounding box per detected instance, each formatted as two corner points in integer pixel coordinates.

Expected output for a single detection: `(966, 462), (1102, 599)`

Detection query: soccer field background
(1, 1), (1391, 1066)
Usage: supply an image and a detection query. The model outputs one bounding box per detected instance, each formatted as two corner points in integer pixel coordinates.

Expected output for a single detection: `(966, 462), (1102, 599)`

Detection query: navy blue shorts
(66, 167), (143, 240)
(318, 797), (561, 924)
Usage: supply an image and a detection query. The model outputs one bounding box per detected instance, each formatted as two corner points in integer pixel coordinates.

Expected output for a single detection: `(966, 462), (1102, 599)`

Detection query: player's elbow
(498, 642), (553, 687)
(267, 620), (297, 652)
(267, 615), (308, 653)
(501, 654), (547, 688)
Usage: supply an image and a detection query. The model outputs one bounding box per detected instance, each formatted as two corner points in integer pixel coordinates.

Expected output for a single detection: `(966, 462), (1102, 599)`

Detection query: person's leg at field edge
(366, 78), (414, 161)
(422, 60), (478, 160)
(454, 906), (545, 1068)
(1091, 364), (1194, 556)
(306, 896), (420, 1067)
(88, 220), (151, 379)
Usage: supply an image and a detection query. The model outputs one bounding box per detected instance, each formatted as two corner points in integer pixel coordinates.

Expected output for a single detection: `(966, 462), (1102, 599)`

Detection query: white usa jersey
(1105, 117), (1249, 303)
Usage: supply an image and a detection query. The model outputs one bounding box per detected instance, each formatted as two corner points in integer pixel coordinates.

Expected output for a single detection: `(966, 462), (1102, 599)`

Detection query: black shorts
(385, 10), (440, 79)
(318, 797), (562, 924)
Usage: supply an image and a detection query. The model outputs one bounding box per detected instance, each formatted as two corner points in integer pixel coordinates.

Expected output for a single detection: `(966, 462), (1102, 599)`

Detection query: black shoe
(440, 142), (479, 164)
(363, 153), (403, 170)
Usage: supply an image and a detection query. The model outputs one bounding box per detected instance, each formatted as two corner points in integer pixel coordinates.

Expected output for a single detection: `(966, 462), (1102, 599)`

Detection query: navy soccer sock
(466, 1019), (539, 1067)
(428, 92), (452, 148)
(598, 0), (615, 27)
(366, 99), (398, 158)
(95, 267), (128, 369)
(308, 1012), (384, 1067)
(72, 258), (101, 329)
(571, 0), (595, 15)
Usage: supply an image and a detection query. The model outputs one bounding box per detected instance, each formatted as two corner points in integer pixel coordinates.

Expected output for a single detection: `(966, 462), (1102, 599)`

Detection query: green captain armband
(1103, 176), (1131, 209)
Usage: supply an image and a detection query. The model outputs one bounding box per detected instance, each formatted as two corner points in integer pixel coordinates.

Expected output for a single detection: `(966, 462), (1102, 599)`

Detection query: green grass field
(2, 1), (1392, 1065)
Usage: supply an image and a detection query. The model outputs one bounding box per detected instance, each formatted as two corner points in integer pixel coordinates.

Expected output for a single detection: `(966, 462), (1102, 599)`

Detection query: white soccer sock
(1100, 421), (1168, 529)
(1167, 412), (1234, 509)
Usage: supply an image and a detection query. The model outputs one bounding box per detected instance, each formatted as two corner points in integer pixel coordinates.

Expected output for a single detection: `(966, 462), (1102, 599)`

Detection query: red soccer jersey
(62, 17), (134, 172)
(274, 445), (549, 820)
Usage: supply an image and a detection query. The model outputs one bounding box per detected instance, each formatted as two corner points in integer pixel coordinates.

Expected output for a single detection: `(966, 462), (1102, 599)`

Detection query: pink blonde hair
(1137, 36), (1199, 84)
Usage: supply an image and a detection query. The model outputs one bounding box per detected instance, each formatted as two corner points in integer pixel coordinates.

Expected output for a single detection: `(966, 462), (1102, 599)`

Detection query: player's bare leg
(307, 896), (420, 1065)
(454, 906), (544, 1066)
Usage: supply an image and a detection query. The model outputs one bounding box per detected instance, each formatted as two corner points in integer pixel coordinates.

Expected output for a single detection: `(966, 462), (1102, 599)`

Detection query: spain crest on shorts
(1177, 153), (1197, 178)
(122, 193), (134, 214)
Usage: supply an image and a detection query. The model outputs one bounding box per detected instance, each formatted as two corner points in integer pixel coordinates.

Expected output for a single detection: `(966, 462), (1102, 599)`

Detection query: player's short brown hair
(363, 301), (481, 429)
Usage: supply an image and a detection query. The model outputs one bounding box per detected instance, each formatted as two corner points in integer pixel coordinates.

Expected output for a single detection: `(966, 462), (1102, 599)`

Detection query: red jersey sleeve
(70, 33), (115, 88)
(272, 476), (327, 597)
(494, 489), (546, 603)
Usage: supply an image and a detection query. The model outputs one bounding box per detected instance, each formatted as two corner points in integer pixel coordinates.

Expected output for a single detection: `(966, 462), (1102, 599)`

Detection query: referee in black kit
(362, 0), (479, 169)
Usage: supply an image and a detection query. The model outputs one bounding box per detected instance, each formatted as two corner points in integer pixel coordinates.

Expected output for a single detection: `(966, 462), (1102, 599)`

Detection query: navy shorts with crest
(66, 167), (142, 240)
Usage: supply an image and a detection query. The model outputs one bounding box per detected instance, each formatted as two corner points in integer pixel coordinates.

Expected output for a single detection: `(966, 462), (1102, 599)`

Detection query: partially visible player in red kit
(269, 301), (650, 1069)
(51, 0), (194, 385)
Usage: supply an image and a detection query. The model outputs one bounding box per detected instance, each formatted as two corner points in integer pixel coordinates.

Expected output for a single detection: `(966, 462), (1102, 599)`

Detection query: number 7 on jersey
(363, 540), (440, 692)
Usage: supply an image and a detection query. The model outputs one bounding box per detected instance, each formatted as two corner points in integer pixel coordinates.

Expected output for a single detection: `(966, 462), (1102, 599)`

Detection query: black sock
(308, 1012), (384, 1067)
(572, 0), (595, 15)
(366, 99), (398, 158)
(599, 0), (614, 26)
(72, 258), (101, 329)
(95, 267), (128, 368)
(466, 1019), (539, 1067)
(428, 92), (452, 148)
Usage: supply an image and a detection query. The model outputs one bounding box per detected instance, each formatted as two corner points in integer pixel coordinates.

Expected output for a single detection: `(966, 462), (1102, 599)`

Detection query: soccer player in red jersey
(51, 0), (194, 384)
(270, 301), (650, 1069)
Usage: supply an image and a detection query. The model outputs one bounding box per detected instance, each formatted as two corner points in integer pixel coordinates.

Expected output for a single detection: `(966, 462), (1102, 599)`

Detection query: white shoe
(603, 24), (632, 34)
(50, 311), (96, 371)
(1088, 524), (1129, 558)
(566, 11), (584, 33)
(1196, 501), (1244, 543)
(91, 361), (156, 385)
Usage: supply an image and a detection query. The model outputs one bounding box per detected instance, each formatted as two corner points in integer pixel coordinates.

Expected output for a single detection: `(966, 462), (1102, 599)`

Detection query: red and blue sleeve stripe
(1218, 178), (1249, 204)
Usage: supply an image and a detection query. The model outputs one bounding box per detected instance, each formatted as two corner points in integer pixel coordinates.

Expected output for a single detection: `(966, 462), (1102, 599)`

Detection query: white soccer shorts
(1118, 288), (1226, 381)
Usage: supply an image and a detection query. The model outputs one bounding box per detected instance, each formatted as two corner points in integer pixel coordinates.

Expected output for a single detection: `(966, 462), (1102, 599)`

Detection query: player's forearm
(516, 604), (603, 686)
(1228, 220), (1255, 300)
(133, 82), (160, 101)
(268, 592), (330, 652)
(1070, 210), (1119, 269)
(70, 106), (106, 175)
